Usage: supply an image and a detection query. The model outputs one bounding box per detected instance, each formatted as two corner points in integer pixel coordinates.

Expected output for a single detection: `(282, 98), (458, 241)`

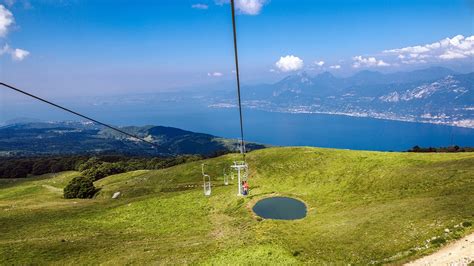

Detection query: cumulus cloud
(352, 56), (390, 68)
(11, 47), (29, 60)
(329, 65), (341, 69)
(215, 0), (267, 15)
(0, 4), (14, 37)
(235, 0), (267, 15)
(0, 5), (29, 61)
(384, 34), (474, 62)
(439, 50), (468, 60)
(191, 3), (208, 9)
(275, 55), (304, 72)
(0, 44), (29, 61)
(315, 60), (325, 67)
(208, 72), (223, 77)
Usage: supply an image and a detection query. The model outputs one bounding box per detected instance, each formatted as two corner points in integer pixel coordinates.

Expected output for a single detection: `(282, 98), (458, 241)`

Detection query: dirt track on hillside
(406, 233), (473, 265)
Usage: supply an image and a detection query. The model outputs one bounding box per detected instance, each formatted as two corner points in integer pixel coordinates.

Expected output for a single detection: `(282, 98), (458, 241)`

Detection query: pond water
(252, 197), (307, 220)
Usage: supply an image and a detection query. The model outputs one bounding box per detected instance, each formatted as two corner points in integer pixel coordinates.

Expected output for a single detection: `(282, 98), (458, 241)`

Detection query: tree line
(0, 154), (206, 179)
(407, 145), (474, 153)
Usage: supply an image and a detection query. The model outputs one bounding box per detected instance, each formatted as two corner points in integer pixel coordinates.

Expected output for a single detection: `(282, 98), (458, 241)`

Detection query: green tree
(63, 176), (97, 199)
(77, 157), (101, 172)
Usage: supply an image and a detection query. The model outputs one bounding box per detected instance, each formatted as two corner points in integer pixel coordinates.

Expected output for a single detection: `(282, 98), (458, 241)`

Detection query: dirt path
(406, 233), (474, 265)
(42, 184), (63, 193)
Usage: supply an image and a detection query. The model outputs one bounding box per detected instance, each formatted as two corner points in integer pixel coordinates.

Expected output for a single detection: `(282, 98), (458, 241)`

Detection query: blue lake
(3, 100), (474, 151)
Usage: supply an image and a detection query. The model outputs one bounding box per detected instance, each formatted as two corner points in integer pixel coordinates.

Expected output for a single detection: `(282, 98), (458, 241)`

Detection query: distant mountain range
(209, 67), (474, 128)
(0, 121), (265, 157)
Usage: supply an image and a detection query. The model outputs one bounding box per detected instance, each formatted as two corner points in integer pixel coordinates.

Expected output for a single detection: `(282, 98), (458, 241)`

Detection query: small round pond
(252, 197), (307, 220)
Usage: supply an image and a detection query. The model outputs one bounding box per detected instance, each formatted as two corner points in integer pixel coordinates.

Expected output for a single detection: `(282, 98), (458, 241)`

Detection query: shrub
(462, 221), (472, 227)
(63, 176), (97, 199)
(430, 237), (446, 246)
(292, 250), (301, 257)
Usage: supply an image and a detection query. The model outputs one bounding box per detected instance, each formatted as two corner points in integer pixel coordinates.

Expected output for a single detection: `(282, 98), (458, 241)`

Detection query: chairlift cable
(0, 82), (157, 148)
(230, 0), (246, 161)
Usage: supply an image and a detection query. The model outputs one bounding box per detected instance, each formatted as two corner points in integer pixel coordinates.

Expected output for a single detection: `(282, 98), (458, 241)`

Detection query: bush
(63, 176), (97, 199)
(430, 237), (446, 246)
(462, 221), (472, 227)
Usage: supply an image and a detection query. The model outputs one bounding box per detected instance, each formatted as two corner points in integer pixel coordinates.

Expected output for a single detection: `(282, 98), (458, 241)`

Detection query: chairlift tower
(231, 161), (248, 196)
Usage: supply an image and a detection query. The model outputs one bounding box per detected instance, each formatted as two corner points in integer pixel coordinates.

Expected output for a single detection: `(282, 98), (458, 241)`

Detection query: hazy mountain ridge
(209, 67), (474, 128)
(0, 121), (265, 157)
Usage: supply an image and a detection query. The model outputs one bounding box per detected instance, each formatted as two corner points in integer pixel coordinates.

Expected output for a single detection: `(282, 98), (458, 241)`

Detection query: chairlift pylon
(198, 0), (248, 198)
(231, 161), (249, 196)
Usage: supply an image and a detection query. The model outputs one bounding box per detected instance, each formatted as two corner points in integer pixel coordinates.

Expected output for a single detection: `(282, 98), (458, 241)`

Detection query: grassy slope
(0, 147), (473, 264)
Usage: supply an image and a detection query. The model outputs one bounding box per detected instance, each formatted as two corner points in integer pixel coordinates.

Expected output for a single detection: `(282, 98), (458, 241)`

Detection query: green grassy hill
(1, 147), (473, 264)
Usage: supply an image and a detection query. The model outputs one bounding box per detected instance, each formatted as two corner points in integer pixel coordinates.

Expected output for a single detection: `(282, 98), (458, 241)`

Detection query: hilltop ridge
(0, 121), (266, 157)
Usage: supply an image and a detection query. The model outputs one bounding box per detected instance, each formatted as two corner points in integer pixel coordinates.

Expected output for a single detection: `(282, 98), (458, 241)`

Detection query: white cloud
(208, 72), (223, 77)
(401, 59), (427, 65)
(315, 60), (325, 67)
(0, 5), (29, 61)
(329, 65), (341, 69)
(12, 47), (29, 60)
(215, 0), (267, 15)
(352, 56), (390, 68)
(191, 3), (208, 9)
(0, 44), (29, 61)
(0, 4), (14, 37)
(439, 50), (468, 60)
(384, 34), (474, 62)
(275, 55), (304, 72)
(236, 0), (267, 15)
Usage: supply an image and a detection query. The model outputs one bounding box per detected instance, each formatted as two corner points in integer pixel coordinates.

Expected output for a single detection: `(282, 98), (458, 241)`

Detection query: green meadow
(1, 147), (473, 264)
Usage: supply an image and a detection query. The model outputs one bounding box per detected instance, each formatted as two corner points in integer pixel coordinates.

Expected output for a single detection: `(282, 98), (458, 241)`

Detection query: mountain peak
(316, 71), (335, 79)
(296, 71), (310, 77)
(353, 69), (383, 77)
(278, 71), (313, 85)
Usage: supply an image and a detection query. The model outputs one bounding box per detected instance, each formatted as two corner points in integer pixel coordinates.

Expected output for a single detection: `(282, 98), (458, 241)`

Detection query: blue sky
(0, 0), (473, 97)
